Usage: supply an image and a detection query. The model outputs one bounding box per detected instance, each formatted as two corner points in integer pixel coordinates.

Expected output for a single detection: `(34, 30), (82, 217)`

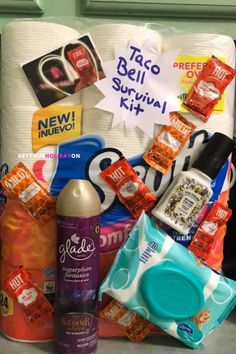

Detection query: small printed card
(32, 105), (82, 152)
(22, 35), (105, 107)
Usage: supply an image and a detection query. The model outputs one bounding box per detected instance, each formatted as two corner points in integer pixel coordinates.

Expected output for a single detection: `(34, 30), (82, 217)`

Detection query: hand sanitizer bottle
(152, 133), (235, 235)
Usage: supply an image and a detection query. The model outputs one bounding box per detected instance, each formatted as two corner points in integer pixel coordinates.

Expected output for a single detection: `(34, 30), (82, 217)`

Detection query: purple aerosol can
(55, 180), (101, 354)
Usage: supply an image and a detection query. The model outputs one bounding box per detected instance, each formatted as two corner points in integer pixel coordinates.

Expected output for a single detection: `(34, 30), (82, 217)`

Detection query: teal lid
(140, 261), (204, 319)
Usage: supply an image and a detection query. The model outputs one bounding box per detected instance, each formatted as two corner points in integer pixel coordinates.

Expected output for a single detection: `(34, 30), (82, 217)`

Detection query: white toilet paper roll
(0, 21), (83, 183)
(179, 112), (234, 138)
(1, 21), (80, 107)
(82, 108), (151, 157)
(0, 106), (57, 183)
(87, 23), (163, 62)
(0, 93), (83, 183)
(162, 33), (235, 66)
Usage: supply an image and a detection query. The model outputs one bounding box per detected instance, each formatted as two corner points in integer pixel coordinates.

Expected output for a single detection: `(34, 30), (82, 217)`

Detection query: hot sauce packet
(67, 46), (97, 86)
(188, 201), (232, 261)
(100, 299), (154, 342)
(67, 46), (93, 73)
(1, 162), (56, 224)
(4, 268), (54, 325)
(184, 56), (236, 122)
(100, 158), (156, 219)
(144, 112), (196, 174)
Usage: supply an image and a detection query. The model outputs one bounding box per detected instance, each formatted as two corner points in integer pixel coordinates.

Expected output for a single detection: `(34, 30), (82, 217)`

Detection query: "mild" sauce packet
(100, 299), (154, 342)
(1, 162), (56, 224)
(144, 112), (196, 174)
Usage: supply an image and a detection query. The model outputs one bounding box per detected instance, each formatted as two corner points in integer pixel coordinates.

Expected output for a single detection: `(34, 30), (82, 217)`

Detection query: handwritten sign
(95, 41), (180, 137)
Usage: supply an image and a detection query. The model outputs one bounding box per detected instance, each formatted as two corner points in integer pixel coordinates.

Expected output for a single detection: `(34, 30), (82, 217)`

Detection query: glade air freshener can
(55, 180), (101, 354)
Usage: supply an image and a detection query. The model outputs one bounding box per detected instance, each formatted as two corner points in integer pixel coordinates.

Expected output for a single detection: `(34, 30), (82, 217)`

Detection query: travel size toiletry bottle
(56, 179), (101, 354)
(152, 133), (235, 235)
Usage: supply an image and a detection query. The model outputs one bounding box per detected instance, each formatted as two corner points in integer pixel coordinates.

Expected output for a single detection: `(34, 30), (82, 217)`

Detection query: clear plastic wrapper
(0, 16), (235, 343)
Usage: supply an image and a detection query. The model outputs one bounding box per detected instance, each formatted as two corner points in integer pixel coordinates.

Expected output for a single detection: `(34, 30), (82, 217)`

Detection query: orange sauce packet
(144, 112), (196, 174)
(100, 299), (154, 342)
(1, 162), (55, 224)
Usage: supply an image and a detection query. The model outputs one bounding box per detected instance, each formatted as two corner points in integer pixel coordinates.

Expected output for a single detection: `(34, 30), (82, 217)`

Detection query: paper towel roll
(0, 21), (80, 107)
(162, 33), (236, 138)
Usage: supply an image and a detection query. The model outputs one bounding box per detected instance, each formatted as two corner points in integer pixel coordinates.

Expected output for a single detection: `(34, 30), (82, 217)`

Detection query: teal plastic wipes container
(99, 212), (236, 349)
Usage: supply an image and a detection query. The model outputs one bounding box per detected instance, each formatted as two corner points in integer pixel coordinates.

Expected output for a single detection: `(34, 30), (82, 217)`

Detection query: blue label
(178, 323), (194, 334)
(50, 131), (228, 236)
(177, 320), (203, 343)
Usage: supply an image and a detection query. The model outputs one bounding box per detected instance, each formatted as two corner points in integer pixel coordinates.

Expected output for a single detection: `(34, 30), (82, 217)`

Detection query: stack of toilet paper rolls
(1, 21), (235, 184)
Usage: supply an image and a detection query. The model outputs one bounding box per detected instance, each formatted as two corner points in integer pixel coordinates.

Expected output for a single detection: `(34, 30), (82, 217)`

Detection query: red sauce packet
(184, 56), (236, 121)
(4, 268), (54, 325)
(100, 158), (156, 219)
(67, 46), (97, 85)
(188, 201), (232, 261)
(68, 46), (92, 72)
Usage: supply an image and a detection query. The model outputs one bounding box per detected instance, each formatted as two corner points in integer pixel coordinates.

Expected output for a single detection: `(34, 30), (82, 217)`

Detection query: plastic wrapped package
(0, 17), (235, 343)
(0, 199), (56, 341)
(100, 213), (236, 349)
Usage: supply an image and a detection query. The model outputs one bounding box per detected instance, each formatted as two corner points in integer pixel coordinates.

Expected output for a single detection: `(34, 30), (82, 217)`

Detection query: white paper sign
(95, 41), (180, 138)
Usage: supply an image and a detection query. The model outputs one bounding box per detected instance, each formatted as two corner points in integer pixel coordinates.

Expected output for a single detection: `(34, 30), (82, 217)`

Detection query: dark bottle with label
(55, 180), (101, 354)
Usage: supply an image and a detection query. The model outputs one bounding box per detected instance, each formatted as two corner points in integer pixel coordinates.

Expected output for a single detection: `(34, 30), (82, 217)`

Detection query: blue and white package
(50, 130), (229, 249)
(99, 212), (236, 349)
